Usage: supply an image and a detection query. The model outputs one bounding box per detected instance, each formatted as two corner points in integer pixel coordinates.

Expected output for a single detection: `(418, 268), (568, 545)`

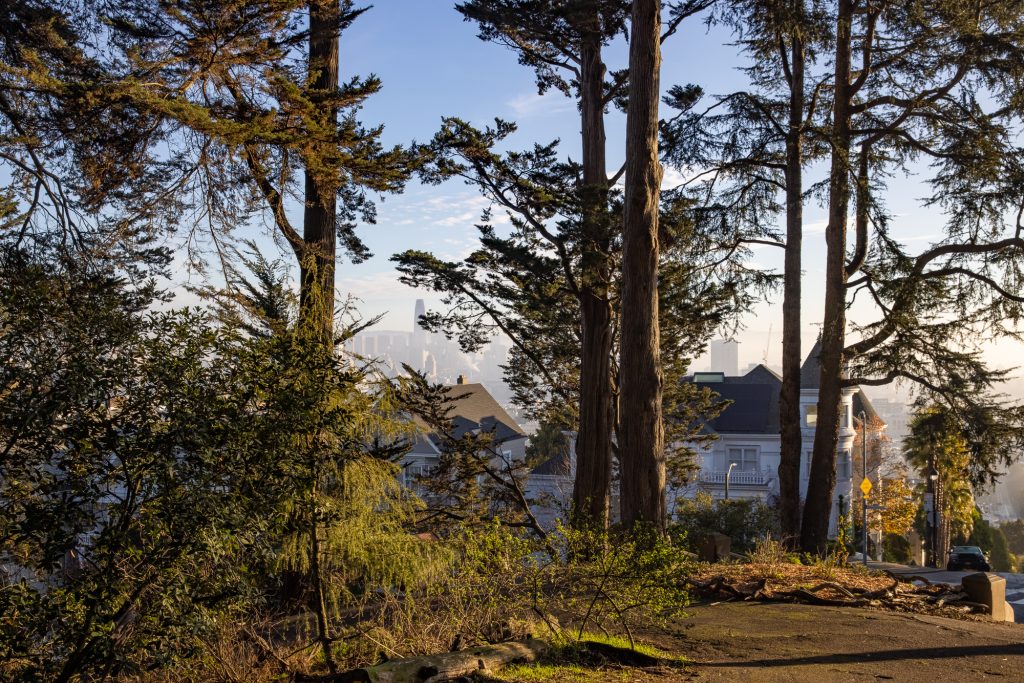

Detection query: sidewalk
(670, 601), (1024, 683)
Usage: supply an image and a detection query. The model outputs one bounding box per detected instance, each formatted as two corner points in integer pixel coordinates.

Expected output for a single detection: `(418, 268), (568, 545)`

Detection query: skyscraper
(413, 299), (427, 344)
(709, 339), (739, 376)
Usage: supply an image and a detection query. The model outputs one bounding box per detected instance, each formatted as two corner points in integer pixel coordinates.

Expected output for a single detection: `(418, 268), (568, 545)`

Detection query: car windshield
(952, 546), (983, 554)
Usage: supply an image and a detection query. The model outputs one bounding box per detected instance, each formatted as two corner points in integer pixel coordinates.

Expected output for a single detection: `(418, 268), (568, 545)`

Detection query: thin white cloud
(507, 90), (574, 118)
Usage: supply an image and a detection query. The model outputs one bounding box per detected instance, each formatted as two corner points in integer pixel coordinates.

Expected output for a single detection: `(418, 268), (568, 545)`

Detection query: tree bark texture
(618, 0), (666, 532)
(778, 27), (806, 546)
(801, 0), (853, 555)
(295, 639), (550, 683)
(571, 29), (615, 531)
(301, 0), (340, 344)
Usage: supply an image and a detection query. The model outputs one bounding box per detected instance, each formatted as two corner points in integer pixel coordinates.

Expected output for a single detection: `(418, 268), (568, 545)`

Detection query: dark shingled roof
(692, 363), (783, 434)
(531, 446), (572, 476)
(853, 389), (883, 426)
(800, 339), (823, 389)
(688, 360), (888, 434)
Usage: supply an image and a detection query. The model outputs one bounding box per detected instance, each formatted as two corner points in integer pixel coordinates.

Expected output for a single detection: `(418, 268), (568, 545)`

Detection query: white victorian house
(528, 341), (884, 538)
(669, 341), (883, 535)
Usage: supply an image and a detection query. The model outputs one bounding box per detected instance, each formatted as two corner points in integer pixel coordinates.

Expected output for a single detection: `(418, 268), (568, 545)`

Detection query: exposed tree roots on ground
(685, 572), (991, 618)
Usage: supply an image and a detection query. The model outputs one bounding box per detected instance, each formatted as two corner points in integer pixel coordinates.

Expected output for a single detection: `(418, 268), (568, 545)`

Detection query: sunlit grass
(569, 632), (684, 663)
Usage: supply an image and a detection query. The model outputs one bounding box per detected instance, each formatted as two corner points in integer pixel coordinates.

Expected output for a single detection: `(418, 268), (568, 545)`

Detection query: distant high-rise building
(709, 339), (739, 376)
(413, 299), (427, 341)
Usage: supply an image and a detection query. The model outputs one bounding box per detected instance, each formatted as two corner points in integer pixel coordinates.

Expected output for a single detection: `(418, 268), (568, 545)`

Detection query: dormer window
(806, 404), (818, 427)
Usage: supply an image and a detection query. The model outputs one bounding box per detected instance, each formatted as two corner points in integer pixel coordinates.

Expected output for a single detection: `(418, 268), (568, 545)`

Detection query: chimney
(457, 374), (467, 385)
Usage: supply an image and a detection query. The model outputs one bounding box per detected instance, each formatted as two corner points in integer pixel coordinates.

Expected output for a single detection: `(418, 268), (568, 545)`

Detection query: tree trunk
(310, 514), (339, 674)
(295, 639), (550, 682)
(800, 0), (853, 555)
(300, 0), (340, 345)
(619, 0), (665, 532)
(571, 30), (614, 531)
(777, 27), (805, 546)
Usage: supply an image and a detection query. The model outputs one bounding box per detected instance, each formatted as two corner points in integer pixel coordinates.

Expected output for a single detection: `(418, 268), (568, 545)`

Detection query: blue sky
(170, 1), (1022, 383)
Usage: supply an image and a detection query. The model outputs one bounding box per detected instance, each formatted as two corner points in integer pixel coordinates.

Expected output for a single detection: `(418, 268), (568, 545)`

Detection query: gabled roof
(853, 389), (883, 426)
(441, 382), (525, 437)
(800, 339), (823, 389)
(687, 358), (887, 436)
(531, 448), (572, 476)
(691, 363), (782, 434)
(406, 382), (525, 455)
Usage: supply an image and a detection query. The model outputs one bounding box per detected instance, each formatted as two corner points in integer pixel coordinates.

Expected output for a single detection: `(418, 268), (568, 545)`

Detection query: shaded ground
(670, 601), (1023, 682)
(492, 601), (1024, 682)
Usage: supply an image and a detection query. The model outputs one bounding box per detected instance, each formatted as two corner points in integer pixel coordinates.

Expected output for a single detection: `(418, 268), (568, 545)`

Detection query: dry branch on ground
(687, 563), (991, 619)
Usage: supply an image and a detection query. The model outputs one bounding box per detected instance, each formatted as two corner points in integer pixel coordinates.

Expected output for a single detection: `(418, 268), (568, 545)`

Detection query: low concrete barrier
(962, 572), (1015, 623)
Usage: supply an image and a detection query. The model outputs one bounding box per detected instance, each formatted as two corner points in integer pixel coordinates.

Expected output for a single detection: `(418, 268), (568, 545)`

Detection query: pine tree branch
(844, 237), (1024, 357)
(240, 144), (306, 259)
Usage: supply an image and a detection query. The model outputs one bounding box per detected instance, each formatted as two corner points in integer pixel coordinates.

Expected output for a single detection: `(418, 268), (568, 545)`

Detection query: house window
(837, 450), (851, 479)
(803, 451), (813, 478)
(403, 462), (433, 488)
(806, 404), (818, 427)
(727, 447), (759, 471)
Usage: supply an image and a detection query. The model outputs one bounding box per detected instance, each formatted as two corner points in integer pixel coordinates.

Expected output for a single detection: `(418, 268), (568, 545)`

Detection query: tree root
(685, 575), (987, 617)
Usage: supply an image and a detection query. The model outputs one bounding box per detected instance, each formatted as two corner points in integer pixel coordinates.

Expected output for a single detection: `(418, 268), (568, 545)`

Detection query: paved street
(867, 561), (1024, 622)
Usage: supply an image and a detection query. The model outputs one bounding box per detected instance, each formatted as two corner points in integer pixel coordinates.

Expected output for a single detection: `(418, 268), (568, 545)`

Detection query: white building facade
(529, 342), (880, 538)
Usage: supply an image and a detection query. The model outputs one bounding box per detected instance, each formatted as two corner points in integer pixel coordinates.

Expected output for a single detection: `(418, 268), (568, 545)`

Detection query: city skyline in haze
(165, 1), (1024, 395)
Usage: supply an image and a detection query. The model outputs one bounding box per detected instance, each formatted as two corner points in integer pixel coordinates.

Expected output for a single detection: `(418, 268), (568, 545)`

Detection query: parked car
(947, 545), (991, 572)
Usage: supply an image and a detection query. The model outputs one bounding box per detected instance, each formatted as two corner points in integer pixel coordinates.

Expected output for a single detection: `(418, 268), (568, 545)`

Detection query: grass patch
(485, 631), (686, 681)
(568, 632), (683, 663)
(494, 663), (598, 682)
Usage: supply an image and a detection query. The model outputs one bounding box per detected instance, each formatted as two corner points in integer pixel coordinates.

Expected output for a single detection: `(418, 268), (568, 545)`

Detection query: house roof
(440, 382), (525, 437)
(853, 389), (882, 426)
(692, 363), (782, 434)
(689, 361), (886, 435)
(800, 339), (823, 389)
(405, 382), (525, 455)
(531, 448), (572, 476)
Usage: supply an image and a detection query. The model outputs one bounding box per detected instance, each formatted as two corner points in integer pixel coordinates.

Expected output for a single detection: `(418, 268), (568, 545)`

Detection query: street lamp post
(860, 410), (868, 566)
(724, 462), (737, 500)
(927, 458), (939, 567)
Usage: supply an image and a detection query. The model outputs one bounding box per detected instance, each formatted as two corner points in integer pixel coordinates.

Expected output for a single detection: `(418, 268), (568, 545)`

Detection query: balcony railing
(698, 469), (768, 486)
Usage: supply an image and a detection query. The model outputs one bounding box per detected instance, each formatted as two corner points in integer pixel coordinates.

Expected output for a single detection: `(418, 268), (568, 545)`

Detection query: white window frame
(727, 446), (759, 472)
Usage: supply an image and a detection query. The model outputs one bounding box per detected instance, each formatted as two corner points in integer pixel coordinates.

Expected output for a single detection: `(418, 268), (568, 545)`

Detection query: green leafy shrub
(671, 492), (780, 553)
(882, 533), (913, 564)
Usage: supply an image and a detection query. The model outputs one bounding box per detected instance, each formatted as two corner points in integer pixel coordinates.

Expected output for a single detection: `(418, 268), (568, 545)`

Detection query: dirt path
(663, 601), (1024, 682)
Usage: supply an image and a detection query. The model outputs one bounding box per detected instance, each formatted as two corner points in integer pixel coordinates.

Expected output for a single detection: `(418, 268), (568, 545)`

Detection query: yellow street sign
(860, 478), (873, 496)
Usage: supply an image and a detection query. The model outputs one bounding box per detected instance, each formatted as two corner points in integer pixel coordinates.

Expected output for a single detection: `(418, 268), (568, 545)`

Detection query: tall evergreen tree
(102, 0), (417, 342)
(397, 1), (741, 532)
(801, 0), (1024, 552)
(619, 0), (666, 530)
(664, 0), (830, 543)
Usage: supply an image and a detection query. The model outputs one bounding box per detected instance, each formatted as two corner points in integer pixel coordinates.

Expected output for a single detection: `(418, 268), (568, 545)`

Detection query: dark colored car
(947, 545), (991, 572)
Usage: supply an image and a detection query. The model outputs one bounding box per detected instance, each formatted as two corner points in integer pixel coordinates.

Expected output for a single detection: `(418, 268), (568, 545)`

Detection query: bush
(671, 492), (780, 553)
(883, 534), (913, 564)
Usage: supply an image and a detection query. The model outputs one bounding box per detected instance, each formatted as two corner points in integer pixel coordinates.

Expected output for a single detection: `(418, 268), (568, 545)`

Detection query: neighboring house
(523, 431), (577, 529)
(399, 376), (528, 492)
(527, 341), (885, 538)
